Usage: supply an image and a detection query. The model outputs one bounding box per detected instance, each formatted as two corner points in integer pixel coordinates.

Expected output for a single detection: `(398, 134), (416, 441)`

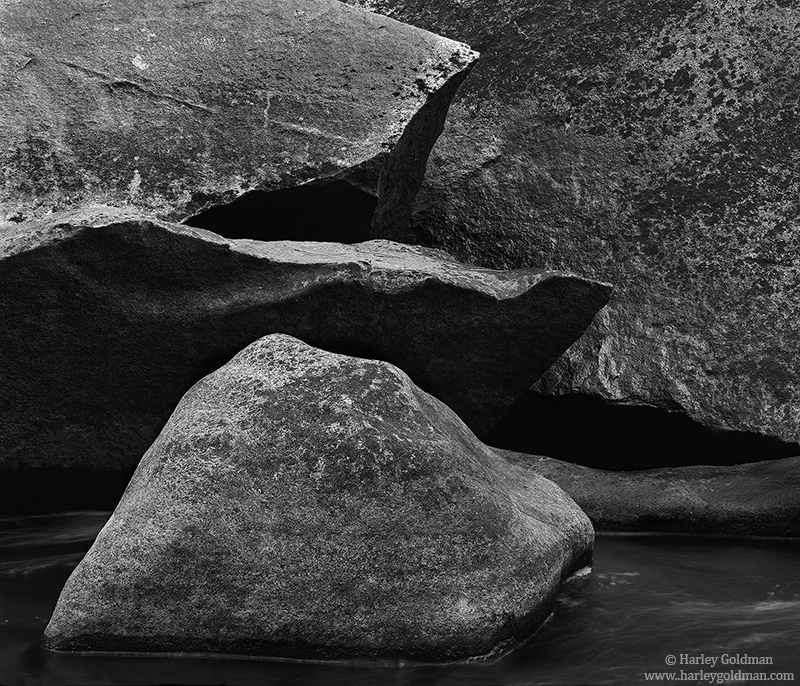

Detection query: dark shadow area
(489, 390), (800, 469)
(184, 179), (377, 242)
(0, 467), (135, 515)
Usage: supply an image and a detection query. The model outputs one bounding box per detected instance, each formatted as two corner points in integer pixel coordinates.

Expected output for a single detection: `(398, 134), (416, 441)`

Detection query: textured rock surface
(500, 450), (800, 538)
(43, 334), (593, 661)
(349, 0), (800, 444)
(0, 0), (476, 234)
(0, 207), (610, 513)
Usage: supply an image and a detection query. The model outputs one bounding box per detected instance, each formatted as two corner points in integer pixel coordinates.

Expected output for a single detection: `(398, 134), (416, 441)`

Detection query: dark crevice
(183, 179), (377, 243)
(0, 467), (135, 515)
(488, 390), (800, 469)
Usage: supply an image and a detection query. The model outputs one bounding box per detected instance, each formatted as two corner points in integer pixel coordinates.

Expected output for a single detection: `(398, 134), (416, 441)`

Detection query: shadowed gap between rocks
(488, 391), (800, 469)
(183, 179), (377, 242)
(3, 467), (133, 515)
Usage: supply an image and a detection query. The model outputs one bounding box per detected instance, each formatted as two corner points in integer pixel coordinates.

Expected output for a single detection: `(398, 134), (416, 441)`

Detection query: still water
(1, 513), (798, 685)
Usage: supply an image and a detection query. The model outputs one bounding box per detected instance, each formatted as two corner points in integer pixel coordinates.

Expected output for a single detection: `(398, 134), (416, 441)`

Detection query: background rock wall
(348, 0), (800, 446)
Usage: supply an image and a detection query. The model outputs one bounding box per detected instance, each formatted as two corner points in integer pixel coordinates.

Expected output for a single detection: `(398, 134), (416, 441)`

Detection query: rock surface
(43, 334), (593, 661)
(499, 450), (800, 538)
(349, 0), (800, 446)
(0, 207), (611, 513)
(0, 0), (476, 235)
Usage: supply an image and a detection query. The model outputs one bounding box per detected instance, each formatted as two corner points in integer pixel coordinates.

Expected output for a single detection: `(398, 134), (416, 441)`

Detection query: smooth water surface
(1, 514), (798, 685)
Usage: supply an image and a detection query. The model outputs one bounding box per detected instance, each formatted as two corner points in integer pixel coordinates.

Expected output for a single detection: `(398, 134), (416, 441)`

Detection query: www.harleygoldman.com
(643, 654), (795, 683)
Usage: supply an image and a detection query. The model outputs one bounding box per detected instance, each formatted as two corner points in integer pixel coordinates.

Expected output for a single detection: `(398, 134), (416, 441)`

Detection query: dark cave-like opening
(184, 179), (378, 242)
(488, 390), (800, 469)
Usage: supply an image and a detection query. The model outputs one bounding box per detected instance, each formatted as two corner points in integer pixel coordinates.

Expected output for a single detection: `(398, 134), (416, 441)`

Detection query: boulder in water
(42, 334), (593, 661)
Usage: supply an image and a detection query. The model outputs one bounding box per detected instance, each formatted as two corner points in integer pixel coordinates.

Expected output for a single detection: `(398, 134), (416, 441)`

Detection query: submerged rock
(0, 208), (611, 514)
(350, 0), (800, 448)
(500, 450), (800, 538)
(42, 334), (593, 661)
(0, 0), (476, 236)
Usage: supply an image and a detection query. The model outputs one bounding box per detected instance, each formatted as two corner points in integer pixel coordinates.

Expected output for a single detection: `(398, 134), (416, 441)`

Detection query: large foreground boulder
(0, 208), (611, 513)
(43, 334), (593, 661)
(0, 0), (477, 235)
(500, 450), (800, 538)
(350, 0), (800, 448)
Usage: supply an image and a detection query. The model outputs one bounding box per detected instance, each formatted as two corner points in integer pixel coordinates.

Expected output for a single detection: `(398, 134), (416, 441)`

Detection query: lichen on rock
(348, 0), (800, 448)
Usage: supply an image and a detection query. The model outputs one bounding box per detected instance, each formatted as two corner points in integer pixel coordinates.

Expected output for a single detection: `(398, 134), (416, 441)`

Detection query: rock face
(349, 0), (800, 446)
(42, 334), (593, 661)
(0, 0), (477, 235)
(499, 450), (800, 538)
(0, 208), (611, 514)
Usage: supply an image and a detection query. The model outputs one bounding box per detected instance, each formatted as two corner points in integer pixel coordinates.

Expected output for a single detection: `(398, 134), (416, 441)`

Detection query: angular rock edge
(42, 334), (594, 661)
(0, 207), (611, 514)
(499, 450), (800, 538)
(0, 0), (477, 237)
